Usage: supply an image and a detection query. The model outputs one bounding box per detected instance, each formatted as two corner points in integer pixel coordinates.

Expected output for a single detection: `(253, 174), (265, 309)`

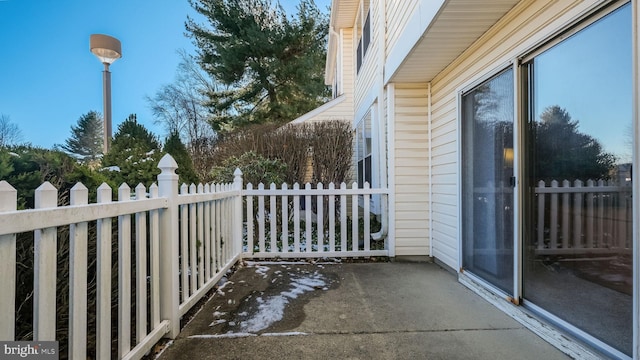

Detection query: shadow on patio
(154, 260), (569, 360)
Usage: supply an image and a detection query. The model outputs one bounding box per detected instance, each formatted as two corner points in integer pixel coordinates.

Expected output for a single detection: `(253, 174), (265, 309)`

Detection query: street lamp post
(90, 34), (122, 153)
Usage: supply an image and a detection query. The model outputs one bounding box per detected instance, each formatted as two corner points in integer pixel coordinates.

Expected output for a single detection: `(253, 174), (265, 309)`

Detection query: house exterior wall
(385, 0), (418, 62)
(391, 84), (430, 256)
(340, 28), (355, 103)
(385, 0), (419, 58)
(427, 0), (603, 270)
(291, 29), (355, 124)
(353, 0), (379, 113)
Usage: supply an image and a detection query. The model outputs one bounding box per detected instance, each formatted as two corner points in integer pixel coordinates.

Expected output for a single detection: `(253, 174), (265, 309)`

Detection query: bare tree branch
(0, 114), (23, 147)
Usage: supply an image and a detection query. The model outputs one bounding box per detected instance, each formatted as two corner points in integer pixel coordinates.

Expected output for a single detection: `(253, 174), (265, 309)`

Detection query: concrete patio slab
(155, 261), (569, 360)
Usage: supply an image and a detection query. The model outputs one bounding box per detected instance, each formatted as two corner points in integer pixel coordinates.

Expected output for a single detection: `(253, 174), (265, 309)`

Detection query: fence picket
(618, 186), (628, 248)
(34, 182), (58, 341)
(214, 184), (222, 269)
(562, 180), (570, 250)
(305, 183), (312, 252)
(537, 180), (545, 250)
(246, 183), (253, 255)
(96, 183), (112, 358)
(224, 184), (230, 265)
(317, 183), (324, 252)
(328, 183), (336, 252)
(364, 182), (370, 252)
(0, 181), (17, 340)
(340, 183), (347, 252)
(549, 180), (558, 250)
(204, 184), (211, 281)
(135, 184), (148, 343)
(351, 183), (358, 251)
(118, 184), (132, 357)
(293, 183), (300, 252)
(270, 183), (277, 252)
(573, 180), (583, 248)
(69, 183), (88, 359)
(597, 179), (605, 247)
(148, 183), (161, 327)
(197, 184), (205, 288)
(189, 184), (197, 296)
(586, 180), (595, 248)
(258, 183), (266, 253)
(281, 184), (288, 253)
(179, 184), (189, 301)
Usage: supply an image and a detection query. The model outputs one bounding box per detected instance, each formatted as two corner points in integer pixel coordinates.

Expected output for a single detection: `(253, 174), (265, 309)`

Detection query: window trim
(519, 0), (629, 64)
(356, 8), (371, 73)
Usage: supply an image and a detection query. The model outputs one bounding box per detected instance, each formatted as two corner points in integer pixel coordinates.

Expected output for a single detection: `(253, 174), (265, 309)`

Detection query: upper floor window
(356, 3), (371, 73)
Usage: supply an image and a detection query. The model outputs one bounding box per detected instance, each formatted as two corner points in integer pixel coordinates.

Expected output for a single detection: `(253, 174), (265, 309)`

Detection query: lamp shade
(90, 34), (122, 64)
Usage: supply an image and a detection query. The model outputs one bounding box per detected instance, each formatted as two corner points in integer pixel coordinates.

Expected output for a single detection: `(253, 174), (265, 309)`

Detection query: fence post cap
(70, 182), (88, 192)
(0, 180), (16, 191)
(158, 154), (178, 173)
(35, 181), (56, 192)
(0, 180), (17, 211)
(233, 168), (243, 176)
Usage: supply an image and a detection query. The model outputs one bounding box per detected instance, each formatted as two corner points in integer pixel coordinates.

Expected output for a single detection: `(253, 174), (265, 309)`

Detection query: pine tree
(102, 114), (163, 187)
(534, 105), (616, 182)
(186, 0), (330, 130)
(61, 111), (103, 162)
(164, 130), (199, 185)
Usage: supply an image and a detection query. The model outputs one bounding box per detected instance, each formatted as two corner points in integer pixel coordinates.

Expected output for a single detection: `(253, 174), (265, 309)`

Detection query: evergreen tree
(534, 105), (616, 182)
(164, 130), (199, 185)
(186, 0), (330, 130)
(61, 111), (104, 162)
(102, 114), (163, 187)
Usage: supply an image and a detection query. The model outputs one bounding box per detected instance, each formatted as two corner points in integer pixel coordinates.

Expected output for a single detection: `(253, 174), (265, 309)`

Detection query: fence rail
(0, 155), (388, 359)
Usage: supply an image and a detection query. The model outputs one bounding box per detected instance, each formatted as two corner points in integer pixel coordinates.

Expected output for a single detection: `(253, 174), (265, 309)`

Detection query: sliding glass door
(522, 3), (632, 356)
(461, 69), (514, 294)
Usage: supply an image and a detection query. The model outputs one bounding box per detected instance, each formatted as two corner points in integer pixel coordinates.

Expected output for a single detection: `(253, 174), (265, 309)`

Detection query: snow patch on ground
(237, 272), (327, 333)
(240, 296), (287, 333)
(189, 332), (308, 339)
(261, 332), (308, 337)
(253, 265), (270, 278)
(190, 333), (257, 339)
(209, 319), (227, 327)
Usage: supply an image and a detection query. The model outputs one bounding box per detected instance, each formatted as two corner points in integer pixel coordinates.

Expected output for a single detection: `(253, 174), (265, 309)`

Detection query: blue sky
(534, 3), (631, 162)
(0, 0), (330, 149)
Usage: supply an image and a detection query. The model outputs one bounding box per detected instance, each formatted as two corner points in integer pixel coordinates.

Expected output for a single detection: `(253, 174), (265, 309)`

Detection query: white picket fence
(244, 182), (389, 258)
(535, 179), (632, 255)
(0, 154), (388, 359)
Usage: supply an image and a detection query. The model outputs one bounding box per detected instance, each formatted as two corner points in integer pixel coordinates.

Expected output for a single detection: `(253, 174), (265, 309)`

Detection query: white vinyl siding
(385, 0), (419, 58)
(427, 0), (603, 270)
(292, 29), (355, 125)
(353, 0), (379, 113)
(340, 29), (355, 102)
(393, 84), (429, 256)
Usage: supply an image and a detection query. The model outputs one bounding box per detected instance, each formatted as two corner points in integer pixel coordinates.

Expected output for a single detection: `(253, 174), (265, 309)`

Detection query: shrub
(210, 151), (287, 186)
(207, 121), (353, 185)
